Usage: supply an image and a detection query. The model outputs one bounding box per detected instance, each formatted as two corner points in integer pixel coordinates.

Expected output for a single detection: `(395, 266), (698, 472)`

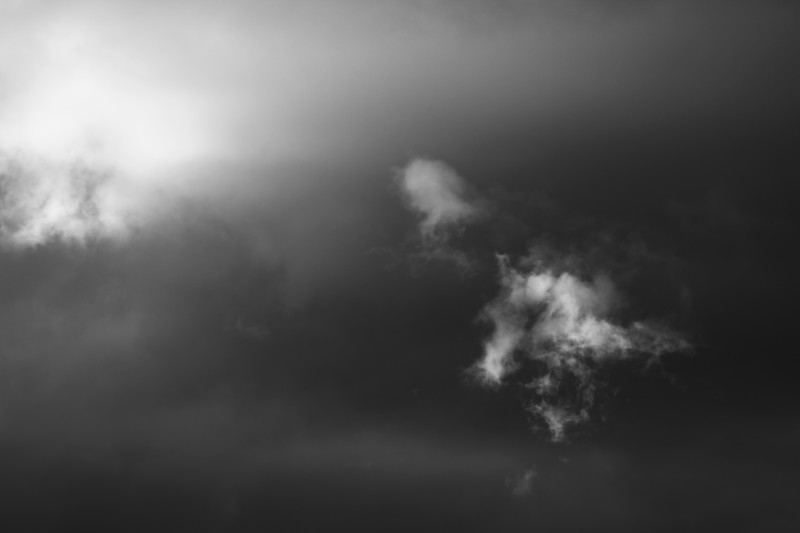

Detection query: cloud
(473, 253), (691, 442)
(0, 9), (219, 248)
(507, 466), (536, 497)
(397, 158), (481, 243)
(0, 152), (135, 247)
(390, 157), (487, 277)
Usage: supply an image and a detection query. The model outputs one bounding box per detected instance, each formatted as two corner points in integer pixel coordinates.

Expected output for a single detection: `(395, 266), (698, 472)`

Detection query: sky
(1, 0), (799, 531)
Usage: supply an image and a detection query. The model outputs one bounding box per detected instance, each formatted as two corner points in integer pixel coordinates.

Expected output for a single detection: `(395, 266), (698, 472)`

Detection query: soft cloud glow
(4, 0), (793, 248)
(0, 52), (207, 175)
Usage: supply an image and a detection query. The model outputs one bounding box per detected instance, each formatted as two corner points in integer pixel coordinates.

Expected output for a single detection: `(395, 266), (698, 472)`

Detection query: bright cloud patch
(0, 153), (134, 246)
(474, 255), (691, 442)
(0, 16), (219, 248)
(397, 158), (480, 242)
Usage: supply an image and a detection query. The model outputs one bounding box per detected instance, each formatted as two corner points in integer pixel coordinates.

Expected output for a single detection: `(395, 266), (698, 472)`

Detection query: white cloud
(0, 152), (135, 247)
(0, 12), (220, 248)
(528, 403), (588, 444)
(473, 254), (691, 441)
(474, 296), (525, 386)
(397, 158), (481, 242)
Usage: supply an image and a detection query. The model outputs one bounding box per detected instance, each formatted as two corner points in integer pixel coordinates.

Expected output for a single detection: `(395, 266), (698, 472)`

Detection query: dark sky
(1, 1), (799, 531)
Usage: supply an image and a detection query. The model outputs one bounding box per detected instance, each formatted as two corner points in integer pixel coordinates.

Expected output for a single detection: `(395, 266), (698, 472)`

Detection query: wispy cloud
(473, 253), (691, 441)
(507, 466), (536, 497)
(391, 157), (487, 276)
(397, 158), (482, 243)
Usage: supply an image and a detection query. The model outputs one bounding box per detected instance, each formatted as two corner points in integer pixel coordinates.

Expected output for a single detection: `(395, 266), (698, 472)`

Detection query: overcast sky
(1, 1), (799, 531)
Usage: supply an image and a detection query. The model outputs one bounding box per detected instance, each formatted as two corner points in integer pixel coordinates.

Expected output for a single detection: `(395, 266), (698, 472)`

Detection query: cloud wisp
(473, 254), (691, 442)
(507, 466), (536, 498)
(397, 158), (482, 244)
(392, 157), (487, 276)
